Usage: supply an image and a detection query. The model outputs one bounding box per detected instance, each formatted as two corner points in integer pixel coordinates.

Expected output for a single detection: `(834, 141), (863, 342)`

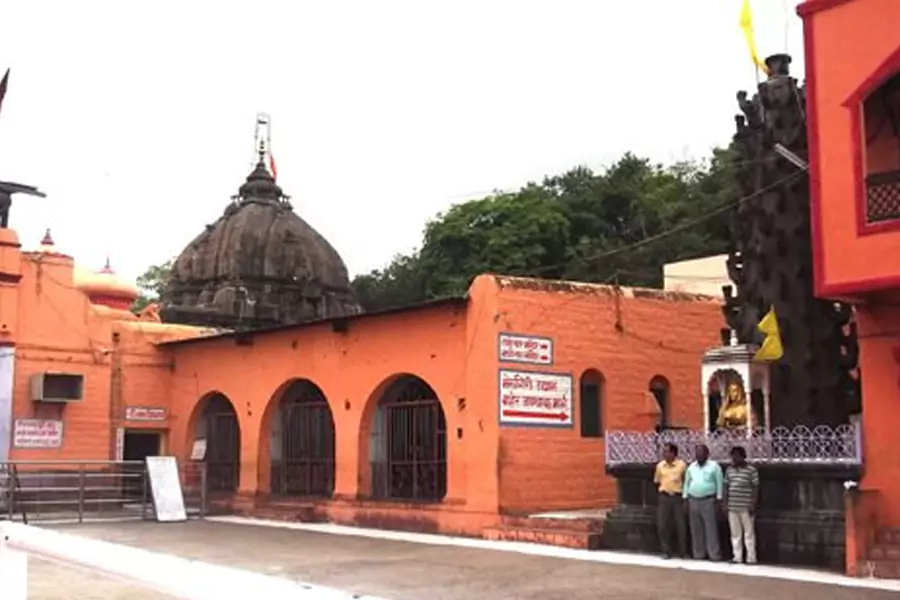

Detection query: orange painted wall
(490, 278), (721, 512)
(12, 251), (115, 460)
(803, 0), (900, 293)
(165, 274), (722, 529)
(802, 0), (900, 534)
(165, 296), (485, 508)
(1, 240), (201, 462)
(855, 298), (900, 526)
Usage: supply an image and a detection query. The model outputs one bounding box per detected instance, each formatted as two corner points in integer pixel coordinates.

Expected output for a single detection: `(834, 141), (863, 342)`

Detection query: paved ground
(26, 520), (899, 600)
(30, 559), (173, 600)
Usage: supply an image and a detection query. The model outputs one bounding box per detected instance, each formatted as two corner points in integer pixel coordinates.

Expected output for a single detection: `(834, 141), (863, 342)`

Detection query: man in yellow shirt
(654, 442), (688, 559)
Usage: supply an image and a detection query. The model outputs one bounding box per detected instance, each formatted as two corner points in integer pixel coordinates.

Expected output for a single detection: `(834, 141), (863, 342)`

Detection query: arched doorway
(193, 393), (241, 492)
(369, 375), (447, 502)
(269, 379), (335, 497)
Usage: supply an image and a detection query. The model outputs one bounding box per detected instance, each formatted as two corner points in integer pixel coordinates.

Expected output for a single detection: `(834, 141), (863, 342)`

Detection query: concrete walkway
(26, 518), (900, 599)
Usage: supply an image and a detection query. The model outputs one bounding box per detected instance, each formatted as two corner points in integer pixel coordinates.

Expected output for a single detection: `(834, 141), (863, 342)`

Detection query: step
(876, 529), (900, 545)
(869, 545), (900, 561)
(248, 504), (325, 523)
(483, 526), (602, 550)
(500, 515), (604, 533)
(858, 559), (900, 579)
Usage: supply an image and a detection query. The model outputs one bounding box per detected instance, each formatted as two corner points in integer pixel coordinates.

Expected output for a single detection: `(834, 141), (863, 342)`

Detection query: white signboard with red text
(125, 406), (167, 422)
(498, 369), (573, 427)
(13, 419), (64, 449)
(498, 333), (553, 365)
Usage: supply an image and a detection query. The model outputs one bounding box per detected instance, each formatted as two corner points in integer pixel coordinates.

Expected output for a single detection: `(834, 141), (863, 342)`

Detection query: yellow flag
(740, 0), (770, 76)
(754, 306), (783, 362)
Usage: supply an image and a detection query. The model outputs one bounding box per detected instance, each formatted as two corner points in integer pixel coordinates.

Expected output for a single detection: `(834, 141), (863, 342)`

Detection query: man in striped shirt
(724, 446), (759, 564)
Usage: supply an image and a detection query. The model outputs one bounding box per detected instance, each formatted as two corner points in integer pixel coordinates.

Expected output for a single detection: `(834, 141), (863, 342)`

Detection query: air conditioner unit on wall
(29, 372), (85, 403)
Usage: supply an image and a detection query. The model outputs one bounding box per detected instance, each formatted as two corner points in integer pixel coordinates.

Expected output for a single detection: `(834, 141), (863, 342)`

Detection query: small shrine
(701, 332), (771, 436)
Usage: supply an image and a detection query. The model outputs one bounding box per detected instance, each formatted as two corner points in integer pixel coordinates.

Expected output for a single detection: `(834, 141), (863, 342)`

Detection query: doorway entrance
(123, 431), (162, 502)
(123, 431), (161, 461)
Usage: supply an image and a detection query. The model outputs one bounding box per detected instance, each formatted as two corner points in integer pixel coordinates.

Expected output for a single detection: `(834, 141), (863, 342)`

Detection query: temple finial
(254, 112), (272, 164)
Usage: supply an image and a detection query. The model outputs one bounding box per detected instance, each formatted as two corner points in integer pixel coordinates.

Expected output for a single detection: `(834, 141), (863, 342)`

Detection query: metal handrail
(2, 460), (147, 465)
(0, 459), (207, 523)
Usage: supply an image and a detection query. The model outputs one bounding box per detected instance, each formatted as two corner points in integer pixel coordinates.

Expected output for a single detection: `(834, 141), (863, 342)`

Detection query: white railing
(0, 521), (388, 600)
(605, 424), (862, 467)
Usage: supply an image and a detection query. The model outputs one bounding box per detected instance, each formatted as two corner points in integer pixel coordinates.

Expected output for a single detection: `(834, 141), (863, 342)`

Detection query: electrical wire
(494, 168), (806, 279)
(437, 152), (803, 205)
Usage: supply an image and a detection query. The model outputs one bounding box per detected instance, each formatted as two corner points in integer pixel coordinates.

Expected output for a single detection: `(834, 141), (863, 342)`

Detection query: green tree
(351, 253), (427, 313)
(418, 184), (573, 298)
(352, 149), (737, 311)
(132, 259), (173, 312)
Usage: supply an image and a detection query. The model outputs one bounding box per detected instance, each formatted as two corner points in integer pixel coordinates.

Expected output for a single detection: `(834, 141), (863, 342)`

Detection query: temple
(1, 0), (899, 580)
(0, 132), (724, 544)
(160, 129), (362, 330)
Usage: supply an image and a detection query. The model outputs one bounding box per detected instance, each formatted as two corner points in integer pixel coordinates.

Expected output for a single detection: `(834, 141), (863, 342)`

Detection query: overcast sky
(0, 0), (805, 283)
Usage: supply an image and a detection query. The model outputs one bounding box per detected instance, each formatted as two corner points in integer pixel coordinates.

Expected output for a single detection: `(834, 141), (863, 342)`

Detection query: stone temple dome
(159, 151), (362, 330)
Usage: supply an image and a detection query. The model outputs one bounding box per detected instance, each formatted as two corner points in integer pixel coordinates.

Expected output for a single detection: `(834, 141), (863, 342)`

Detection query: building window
(579, 370), (604, 438)
(863, 71), (900, 224)
(649, 376), (670, 430)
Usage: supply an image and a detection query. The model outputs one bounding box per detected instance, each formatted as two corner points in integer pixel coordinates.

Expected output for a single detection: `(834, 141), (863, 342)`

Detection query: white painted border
(209, 516), (900, 593)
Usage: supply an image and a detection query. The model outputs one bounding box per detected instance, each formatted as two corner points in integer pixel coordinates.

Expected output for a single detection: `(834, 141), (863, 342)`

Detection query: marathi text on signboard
(498, 333), (553, 365)
(498, 369), (573, 427)
(13, 419), (64, 449)
(125, 406), (167, 421)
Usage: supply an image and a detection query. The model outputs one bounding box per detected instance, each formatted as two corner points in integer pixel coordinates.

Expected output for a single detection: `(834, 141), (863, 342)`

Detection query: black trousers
(657, 493), (688, 557)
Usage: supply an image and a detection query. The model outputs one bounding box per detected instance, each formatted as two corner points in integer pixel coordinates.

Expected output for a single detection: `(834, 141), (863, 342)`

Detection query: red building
(799, 0), (900, 577)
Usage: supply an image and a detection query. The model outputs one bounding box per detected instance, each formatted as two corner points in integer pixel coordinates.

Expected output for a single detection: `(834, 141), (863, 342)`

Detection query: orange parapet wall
(800, 0), (900, 297)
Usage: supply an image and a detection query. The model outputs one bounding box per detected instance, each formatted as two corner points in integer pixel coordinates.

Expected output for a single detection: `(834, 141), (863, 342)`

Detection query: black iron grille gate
(271, 382), (336, 497)
(371, 377), (447, 502)
(205, 406), (240, 492)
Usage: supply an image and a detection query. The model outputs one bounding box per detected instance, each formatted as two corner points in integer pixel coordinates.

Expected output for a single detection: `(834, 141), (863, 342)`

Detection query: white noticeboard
(498, 333), (554, 365)
(145, 456), (188, 522)
(498, 369), (574, 427)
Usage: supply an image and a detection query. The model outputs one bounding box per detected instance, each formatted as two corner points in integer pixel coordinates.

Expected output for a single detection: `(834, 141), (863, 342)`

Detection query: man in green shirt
(683, 444), (723, 561)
